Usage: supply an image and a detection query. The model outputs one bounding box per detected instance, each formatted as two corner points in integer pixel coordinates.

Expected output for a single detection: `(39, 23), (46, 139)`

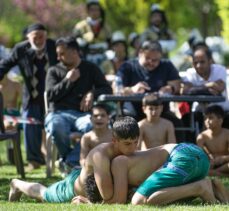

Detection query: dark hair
(142, 94), (162, 106)
(193, 45), (212, 60)
(92, 103), (110, 115)
(140, 40), (162, 54)
(204, 105), (225, 119)
(85, 174), (103, 203)
(150, 9), (168, 28)
(112, 116), (139, 140)
(55, 36), (80, 51)
(25, 23), (47, 35)
(86, 0), (102, 10)
(128, 32), (140, 47)
(86, 1), (105, 31)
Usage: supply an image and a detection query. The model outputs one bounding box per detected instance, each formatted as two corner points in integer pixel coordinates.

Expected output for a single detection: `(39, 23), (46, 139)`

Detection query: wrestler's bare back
(127, 144), (177, 186)
(74, 142), (117, 196)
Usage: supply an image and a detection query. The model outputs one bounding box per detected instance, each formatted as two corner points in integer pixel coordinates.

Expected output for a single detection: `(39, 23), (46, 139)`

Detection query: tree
(12, 0), (87, 37)
(100, 0), (149, 35)
(214, 0), (229, 44)
(0, 0), (31, 46)
(0, 0), (224, 47)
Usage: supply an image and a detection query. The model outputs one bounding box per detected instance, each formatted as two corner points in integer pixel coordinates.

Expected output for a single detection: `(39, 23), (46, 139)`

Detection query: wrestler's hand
(71, 195), (91, 204)
(80, 91), (94, 112)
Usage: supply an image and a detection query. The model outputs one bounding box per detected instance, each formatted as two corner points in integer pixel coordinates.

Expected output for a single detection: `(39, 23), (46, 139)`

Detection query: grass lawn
(1, 141), (229, 211)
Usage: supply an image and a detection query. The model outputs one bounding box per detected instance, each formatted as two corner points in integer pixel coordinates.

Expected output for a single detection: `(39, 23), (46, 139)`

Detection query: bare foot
(212, 178), (229, 203)
(9, 179), (22, 202)
(198, 178), (217, 204)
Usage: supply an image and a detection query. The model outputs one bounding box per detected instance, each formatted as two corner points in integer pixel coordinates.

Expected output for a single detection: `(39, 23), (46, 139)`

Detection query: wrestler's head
(85, 174), (103, 203)
(112, 116), (139, 156)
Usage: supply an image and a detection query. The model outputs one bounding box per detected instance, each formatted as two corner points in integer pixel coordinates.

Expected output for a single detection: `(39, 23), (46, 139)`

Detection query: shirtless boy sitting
(80, 103), (112, 166)
(9, 116), (139, 203)
(197, 105), (229, 176)
(138, 94), (176, 149)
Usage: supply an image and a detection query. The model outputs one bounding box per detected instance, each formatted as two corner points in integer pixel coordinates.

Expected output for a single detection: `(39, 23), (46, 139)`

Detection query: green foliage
(214, 0), (229, 44)
(0, 0), (31, 46)
(0, 0), (225, 48)
(100, 0), (149, 35)
(12, 0), (87, 38)
(99, 0), (221, 42)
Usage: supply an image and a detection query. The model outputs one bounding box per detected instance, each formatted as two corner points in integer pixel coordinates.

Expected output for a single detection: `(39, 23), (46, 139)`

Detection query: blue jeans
(45, 110), (92, 166)
(22, 104), (44, 163)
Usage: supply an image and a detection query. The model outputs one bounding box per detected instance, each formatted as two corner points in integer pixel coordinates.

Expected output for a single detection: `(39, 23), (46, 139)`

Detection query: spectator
(140, 4), (176, 58)
(102, 31), (128, 75)
(80, 103), (112, 166)
(197, 105), (229, 176)
(116, 40), (184, 142)
(73, 0), (111, 67)
(138, 94), (176, 150)
(45, 36), (112, 172)
(182, 46), (229, 133)
(0, 44), (22, 130)
(101, 31), (128, 84)
(177, 29), (204, 72)
(128, 32), (141, 58)
(0, 44), (10, 60)
(0, 76), (22, 130)
(0, 23), (58, 170)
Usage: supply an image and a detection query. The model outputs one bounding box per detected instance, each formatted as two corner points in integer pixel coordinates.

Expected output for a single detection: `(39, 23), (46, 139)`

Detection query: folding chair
(0, 91), (25, 178)
(44, 91), (57, 178)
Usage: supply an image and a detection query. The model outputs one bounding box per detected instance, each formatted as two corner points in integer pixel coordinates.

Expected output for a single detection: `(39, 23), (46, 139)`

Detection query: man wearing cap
(101, 31), (128, 76)
(128, 32), (141, 58)
(0, 23), (58, 170)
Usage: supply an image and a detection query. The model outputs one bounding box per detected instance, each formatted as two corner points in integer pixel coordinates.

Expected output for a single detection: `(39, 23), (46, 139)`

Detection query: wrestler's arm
(92, 151), (113, 201)
(105, 155), (129, 204)
(167, 121), (176, 144)
(80, 134), (91, 166)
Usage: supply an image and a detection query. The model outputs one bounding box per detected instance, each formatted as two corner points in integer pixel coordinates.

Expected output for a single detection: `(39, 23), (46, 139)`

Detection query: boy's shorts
(136, 143), (209, 197)
(43, 168), (81, 203)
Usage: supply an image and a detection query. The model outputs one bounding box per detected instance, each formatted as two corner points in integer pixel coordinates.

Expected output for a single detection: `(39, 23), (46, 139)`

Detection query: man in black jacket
(0, 23), (58, 170)
(45, 36), (112, 170)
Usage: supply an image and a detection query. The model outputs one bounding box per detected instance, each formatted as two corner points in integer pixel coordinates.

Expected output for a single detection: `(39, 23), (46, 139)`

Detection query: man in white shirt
(183, 47), (228, 110)
(182, 46), (229, 131)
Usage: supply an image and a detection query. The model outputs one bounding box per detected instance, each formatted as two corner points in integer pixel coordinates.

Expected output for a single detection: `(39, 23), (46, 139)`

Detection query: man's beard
(30, 42), (45, 52)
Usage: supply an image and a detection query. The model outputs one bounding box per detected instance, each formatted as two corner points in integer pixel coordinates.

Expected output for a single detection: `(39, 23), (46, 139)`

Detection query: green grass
(1, 141), (229, 210)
